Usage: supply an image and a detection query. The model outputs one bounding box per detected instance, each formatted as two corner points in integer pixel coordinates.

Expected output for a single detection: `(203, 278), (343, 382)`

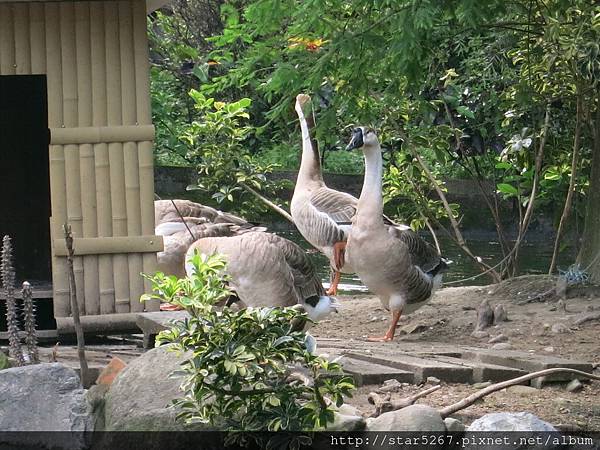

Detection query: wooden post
(63, 224), (89, 383)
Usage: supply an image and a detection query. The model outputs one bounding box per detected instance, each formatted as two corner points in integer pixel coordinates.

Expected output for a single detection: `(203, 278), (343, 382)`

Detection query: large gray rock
(366, 404), (445, 431)
(104, 345), (210, 431)
(0, 363), (92, 431)
(467, 412), (556, 431)
(326, 403), (365, 431)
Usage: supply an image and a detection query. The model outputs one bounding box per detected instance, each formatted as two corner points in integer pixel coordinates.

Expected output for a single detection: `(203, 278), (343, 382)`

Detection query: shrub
(141, 252), (355, 432)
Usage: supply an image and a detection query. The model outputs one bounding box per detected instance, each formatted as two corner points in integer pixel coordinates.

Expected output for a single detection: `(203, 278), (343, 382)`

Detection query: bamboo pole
(90, 1), (114, 315)
(64, 225), (89, 385)
(76, 2), (100, 316)
(29, 3), (46, 74)
(45, 2), (70, 318)
(13, 3), (30, 74)
(133, 0), (159, 311)
(61, 1), (86, 315)
(105, 2), (130, 314)
(0, 4), (16, 75)
(119, 1), (144, 312)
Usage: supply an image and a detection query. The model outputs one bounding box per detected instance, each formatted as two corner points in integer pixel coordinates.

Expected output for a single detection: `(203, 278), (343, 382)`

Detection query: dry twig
(439, 368), (600, 418)
(368, 385), (441, 417)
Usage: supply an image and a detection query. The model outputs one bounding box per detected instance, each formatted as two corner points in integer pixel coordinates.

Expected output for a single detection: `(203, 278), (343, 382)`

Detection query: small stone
(488, 334), (508, 344)
(491, 342), (512, 350)
(493, 304), (508, 324)
(472, 381), (492, 389)
(551, 323), (571, 334)
(471, 330), (489, 339)
(426, 376), (441, 384)
(543, 346), (554, 353)
(444, 417), (465, 432)
(566, 379), (583, 393)
(379, 379), (402, 393)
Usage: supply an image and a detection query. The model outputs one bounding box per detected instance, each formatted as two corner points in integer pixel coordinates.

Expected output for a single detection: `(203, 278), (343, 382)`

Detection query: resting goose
(290, 94), (417, 295)
(345, 127), (447, 342)
(185, 231), (339, 323)
(155, 199), (254, 227)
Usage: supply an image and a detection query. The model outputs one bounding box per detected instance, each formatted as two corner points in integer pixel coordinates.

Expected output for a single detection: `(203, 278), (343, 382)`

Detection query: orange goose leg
(367, 310), (402, 342)
(326, 241), (346, 296)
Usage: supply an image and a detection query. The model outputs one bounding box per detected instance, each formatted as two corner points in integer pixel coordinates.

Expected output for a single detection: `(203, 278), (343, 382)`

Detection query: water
(280, 230), (572, 294)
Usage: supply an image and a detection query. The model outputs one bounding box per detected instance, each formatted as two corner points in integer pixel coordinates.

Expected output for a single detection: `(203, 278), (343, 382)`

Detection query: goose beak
(345, 127), (364, 151)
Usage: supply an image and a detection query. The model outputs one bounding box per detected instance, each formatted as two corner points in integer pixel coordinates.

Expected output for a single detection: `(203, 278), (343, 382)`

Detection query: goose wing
(295, 187), (357, 248)
(387, 227), (444, 274)
(273, 234), (325, 301)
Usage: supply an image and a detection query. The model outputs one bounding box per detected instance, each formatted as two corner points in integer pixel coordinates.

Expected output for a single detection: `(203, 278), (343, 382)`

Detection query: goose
(155, 199), (254, 227)
(344, 127), (448, 342)
(290, 94), (414, 295)
(185, 231), (339, 324)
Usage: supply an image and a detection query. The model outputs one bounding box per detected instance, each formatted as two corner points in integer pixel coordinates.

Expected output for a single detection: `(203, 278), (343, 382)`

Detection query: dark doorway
(0, 75), (51, 284)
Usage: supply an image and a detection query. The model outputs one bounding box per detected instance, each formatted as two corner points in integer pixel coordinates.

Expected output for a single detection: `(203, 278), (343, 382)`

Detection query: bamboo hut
(0, 0), (168, 335)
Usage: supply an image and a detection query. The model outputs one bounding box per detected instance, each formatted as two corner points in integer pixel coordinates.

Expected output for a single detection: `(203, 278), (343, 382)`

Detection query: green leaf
(456, 106), (475, 119)
(497, 183), (518, 195)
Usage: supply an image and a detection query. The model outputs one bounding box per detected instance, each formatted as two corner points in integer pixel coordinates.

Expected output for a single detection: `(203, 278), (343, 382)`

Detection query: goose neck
(356, 144), (384, 225)
(296, 111), (323, 187)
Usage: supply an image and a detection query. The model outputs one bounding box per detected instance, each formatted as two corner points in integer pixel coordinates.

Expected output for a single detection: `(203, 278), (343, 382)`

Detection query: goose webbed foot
(326, 270), (341, 296)
(367, 310), (402, 342)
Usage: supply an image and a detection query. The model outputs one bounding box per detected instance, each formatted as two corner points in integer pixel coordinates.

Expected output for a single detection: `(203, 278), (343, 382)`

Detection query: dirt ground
(311, 276), (600, 430)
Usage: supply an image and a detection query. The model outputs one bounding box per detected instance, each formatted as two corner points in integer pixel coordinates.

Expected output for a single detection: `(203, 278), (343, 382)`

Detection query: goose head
(303, 295), (340, 322)
(345, 126), (379, 151)
(295, 93), (311, 117)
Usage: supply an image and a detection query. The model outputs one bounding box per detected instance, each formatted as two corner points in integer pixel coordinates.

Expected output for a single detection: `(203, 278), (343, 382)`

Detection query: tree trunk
(577, 91), (600, 282)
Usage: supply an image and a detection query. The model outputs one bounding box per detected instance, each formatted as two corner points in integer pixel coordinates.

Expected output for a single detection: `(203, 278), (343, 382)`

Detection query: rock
(488, 334), (508, 344)
(86, 384), (110, 431)
(400, 322), (428, 335)
(551, 323), (571, 334)
(104, 345), (209, 431)
(336, 403), (363, 417)
(543, 346), (554, 353)
(379, 379), (403, 393)
(493, 304), (508, 324)
(471, 330), (489, 339)
(467, 412), (556, 431)
(472, 381), (492, 389)
(444, 417), (465, 432)
(366, 404), (445, 431)
(328, 412), (365, 431)
(491, 342), (512, 350)
(0, 363), (92, 447)
(475, 299), (494, 331)
(566, 379), (583, 393)
(96, 357), (127, 386)
(426, 376), (441, 384)
(507, 385), (539, 396)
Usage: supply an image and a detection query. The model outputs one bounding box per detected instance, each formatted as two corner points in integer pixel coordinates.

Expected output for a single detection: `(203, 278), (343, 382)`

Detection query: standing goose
(291, 94), (360, 294)
(185, 231), (339, 323)
(345, 127), (447, 342)
(290, 94), (429, 295)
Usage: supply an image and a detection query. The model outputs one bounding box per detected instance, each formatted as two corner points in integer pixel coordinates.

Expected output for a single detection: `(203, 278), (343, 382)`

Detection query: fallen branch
(574, 311), (600, 326)
(368, 385), (441, 417)
(439, 368), (600, 418)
